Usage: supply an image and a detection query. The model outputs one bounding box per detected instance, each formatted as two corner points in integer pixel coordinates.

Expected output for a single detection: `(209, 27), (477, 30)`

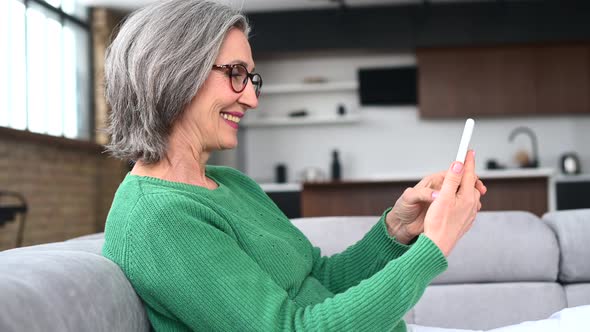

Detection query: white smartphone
(455, 118), (475, 163)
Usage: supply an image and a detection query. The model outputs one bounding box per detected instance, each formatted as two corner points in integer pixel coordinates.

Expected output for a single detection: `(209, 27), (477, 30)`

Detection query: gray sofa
(1, 209), (589, 331)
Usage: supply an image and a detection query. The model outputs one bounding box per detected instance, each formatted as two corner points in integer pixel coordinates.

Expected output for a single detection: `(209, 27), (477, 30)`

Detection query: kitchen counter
(259, 168), (556, 191)
(259, 183), (302, 193)
(554, 173), (590, 182)
(362, 167), (555, 182)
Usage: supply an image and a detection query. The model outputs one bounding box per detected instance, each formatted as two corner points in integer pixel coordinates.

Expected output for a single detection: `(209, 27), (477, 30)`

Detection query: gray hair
(104, 0), (250, 163)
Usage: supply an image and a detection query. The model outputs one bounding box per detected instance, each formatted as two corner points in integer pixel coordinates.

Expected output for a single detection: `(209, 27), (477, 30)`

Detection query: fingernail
(452, 162), (463, 174)
(432, 191), (439, 199)
(472, 150), (476, 157)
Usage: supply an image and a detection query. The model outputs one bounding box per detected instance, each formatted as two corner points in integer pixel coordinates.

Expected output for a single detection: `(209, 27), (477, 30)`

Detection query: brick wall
(0, 130), (127, 250)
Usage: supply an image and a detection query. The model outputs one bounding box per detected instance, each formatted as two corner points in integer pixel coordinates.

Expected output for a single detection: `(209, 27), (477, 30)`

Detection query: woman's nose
(239, 79), (259, 109)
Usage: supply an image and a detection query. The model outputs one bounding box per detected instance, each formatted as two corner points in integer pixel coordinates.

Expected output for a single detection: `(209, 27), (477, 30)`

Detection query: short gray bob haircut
(104, 0), (250, 163)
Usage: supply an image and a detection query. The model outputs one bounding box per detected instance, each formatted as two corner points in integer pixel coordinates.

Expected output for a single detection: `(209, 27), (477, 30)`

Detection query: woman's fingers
(423, 169), (483, 194)
(439, 160), (465, 198)
(458, 150), (477, 196)
(471, 191), (482, 228)
(476, 179), (487, 195)
(416, 158), (485, 197)
(474, 189), (481, 214)
(475, 185), (483, 211)
(416, 171), (445, 189)
(401, 187), (439, 205)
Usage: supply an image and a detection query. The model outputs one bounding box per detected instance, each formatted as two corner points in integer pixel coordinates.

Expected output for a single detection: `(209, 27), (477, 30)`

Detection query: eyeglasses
(212, 64), (263, 98)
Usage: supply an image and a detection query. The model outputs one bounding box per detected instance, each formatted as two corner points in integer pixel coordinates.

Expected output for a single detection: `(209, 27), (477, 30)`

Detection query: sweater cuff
(362, 208), (414, 262)
(379, 207), (420, 247)
(395, 234), (448, 286)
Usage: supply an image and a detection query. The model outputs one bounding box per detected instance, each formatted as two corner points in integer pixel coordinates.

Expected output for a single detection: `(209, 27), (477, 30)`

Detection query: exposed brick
(0, 137), (127, 249)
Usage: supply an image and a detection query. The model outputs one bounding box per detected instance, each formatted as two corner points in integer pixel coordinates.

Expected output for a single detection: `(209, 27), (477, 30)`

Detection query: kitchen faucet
(508, 126), (539, 168)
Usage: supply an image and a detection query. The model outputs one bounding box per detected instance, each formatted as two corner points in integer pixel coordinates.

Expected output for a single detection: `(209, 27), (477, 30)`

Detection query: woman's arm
(309, 208), (417, 294)
(121, 199), (447, 332)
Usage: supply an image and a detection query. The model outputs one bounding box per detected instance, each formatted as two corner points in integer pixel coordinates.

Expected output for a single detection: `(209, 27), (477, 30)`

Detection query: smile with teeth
(220, 112), (241, 124)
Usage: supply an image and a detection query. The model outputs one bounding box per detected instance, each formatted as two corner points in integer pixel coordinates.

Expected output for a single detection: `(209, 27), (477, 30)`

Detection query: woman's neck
(130, 142), (218, 190)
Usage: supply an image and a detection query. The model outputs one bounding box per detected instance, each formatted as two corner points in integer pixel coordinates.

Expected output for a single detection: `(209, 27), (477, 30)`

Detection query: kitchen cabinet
(302, 171), (551, 217)
(417, 44), (590, 118)
(302, 180), (414, 217)
(534, 45), (590, 114)
(555, 175), (590, 210)
(261, 183), (302, 219)
(267, 191), (301, 219)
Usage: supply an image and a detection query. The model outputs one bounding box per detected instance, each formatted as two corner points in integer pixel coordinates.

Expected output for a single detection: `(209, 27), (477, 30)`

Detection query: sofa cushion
(0, 248), (150, 332)
(433, 211), (559, 284)
(565, 284), (590, 308)
(542, 209), (590, 283)
(412, 282), (566, 330)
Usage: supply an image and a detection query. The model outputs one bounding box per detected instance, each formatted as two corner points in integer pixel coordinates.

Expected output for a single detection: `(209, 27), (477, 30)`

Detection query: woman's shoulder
(114, 177), (213, 218)
(103, 179), (220, 254)
(106, 176), (216, 234)
(103, 174), (236, 272)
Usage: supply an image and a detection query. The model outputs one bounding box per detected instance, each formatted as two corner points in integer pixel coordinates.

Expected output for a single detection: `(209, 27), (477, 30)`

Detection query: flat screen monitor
(358, 66), (417, 106)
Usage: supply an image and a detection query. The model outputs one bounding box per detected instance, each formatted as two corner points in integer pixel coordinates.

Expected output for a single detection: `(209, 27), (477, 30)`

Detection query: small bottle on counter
(331, 149), (341, 181)
(275, 164), (287, 183)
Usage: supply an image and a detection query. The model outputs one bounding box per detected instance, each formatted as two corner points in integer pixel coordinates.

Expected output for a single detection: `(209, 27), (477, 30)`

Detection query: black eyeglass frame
(212, 64), (263, 97)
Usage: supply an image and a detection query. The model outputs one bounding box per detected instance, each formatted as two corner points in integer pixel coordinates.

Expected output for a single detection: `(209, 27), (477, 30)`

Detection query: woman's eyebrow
(229, 59), (255, 71)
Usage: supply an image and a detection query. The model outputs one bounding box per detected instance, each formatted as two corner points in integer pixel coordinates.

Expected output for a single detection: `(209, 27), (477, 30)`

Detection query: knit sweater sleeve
(123, 196), (447, 331)
(310, 208), (417, 294)
(225, 168), (414, 294)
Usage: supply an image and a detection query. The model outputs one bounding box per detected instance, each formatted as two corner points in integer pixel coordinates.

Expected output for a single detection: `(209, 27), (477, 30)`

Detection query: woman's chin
(220, 140), (238, 150)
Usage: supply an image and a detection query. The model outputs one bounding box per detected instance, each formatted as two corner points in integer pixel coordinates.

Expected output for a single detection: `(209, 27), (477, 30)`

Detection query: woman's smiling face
(182, 28), (258, 152)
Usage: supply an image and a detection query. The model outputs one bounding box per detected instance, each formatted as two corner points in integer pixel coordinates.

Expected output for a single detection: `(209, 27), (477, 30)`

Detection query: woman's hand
(385, 172), (444, 244)
(385, 154), (486, 245)
(423, 150), (482, 257)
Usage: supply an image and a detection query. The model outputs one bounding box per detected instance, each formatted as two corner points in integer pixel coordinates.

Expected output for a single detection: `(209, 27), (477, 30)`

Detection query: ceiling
(78, 0), (494, 13)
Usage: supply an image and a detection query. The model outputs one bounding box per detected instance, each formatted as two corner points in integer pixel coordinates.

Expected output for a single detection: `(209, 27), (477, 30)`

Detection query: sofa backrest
(293, 211), (561, 283)
(292, 211), (567, 330)
(434, 211), (559, 283)
(291, 216), (377, 256)
(0, 239), (150, 332)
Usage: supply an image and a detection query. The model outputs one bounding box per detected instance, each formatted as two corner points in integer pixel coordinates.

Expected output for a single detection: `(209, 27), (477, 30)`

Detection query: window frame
(4, 0), (94, 142)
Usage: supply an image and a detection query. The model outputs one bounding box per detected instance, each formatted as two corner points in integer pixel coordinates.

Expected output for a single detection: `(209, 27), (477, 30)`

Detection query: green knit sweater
(102, 165), (448, 332)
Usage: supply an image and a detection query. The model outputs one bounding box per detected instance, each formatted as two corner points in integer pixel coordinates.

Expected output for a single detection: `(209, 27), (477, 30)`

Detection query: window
(0, 0), (91, 140)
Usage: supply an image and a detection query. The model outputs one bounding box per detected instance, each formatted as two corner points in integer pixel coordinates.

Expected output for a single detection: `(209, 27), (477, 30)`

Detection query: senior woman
(102, 0), (486, 331)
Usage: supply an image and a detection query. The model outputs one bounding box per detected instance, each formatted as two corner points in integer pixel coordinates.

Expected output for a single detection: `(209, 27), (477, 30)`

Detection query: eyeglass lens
(230, 65), (262, 96)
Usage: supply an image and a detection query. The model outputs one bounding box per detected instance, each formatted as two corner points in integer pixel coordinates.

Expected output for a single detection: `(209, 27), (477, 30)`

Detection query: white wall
(242, 52), (590, 183)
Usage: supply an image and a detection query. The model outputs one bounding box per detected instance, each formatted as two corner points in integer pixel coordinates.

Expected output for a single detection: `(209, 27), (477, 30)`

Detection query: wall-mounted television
(358, 66), (417, 106)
